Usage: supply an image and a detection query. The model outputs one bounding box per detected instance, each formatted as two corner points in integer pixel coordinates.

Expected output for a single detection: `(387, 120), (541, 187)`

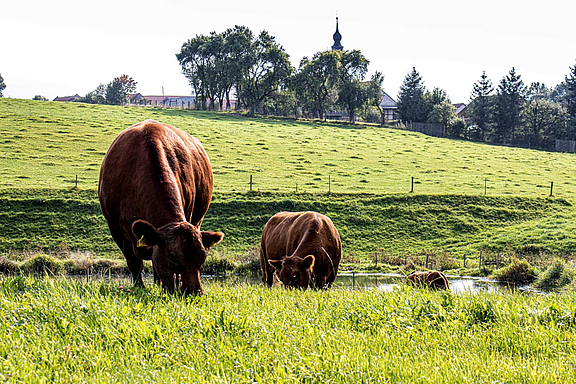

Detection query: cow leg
(109, 227), (145, 287)
(260, 246), (274, 287)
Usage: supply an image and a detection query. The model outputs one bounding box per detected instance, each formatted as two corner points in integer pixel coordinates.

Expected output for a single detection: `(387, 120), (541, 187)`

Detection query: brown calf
(260, 211), (342, 289)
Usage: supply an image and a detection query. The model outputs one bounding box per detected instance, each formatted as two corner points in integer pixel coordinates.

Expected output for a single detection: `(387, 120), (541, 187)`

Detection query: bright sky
(2, 0), (575, 103)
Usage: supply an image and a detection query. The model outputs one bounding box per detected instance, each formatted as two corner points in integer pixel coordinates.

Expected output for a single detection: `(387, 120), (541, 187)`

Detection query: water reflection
(205, 272), (515, 294)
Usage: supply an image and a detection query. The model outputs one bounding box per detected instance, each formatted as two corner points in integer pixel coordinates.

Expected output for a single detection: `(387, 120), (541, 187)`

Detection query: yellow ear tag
(137, 235), (147, 247)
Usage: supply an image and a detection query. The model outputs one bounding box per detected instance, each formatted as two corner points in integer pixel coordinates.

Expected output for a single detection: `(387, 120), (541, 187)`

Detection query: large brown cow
(407, 270), (450, 290)
(98, 120), (223, 295)
(260, 211), (342, 289)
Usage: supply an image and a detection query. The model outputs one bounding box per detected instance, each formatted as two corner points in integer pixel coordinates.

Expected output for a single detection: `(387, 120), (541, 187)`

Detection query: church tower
(331, 17), (343, 51)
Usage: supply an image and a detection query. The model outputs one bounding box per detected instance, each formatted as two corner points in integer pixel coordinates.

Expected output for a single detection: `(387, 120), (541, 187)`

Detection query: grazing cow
(260, 211), (342, 289)
(98, 120), (223, 295)
(407, 270), (450, 290)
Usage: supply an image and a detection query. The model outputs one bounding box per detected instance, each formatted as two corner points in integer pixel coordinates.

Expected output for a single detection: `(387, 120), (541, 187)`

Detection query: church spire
(331, 17), (343, 51)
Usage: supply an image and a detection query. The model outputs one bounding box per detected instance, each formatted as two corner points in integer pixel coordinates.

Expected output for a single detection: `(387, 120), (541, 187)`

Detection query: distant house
(380, 91), (398, 121)
(138, 95), (196, 108)
(453, 103), (469, 123)
(53, 94), (80, 102)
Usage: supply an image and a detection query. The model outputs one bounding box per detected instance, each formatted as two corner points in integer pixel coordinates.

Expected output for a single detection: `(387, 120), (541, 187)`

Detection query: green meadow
(1, 277), (575, 383)
(3, 99), (576, 383)
(2, 98), (576, 263)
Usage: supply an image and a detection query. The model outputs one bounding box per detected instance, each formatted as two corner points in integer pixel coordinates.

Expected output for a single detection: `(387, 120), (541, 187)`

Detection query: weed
(491, 257), (537, 284)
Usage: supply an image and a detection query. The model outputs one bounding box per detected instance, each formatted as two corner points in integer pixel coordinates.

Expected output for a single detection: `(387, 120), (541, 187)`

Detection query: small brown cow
(98, 120), (223, 295)
(407, 270), (450, 290)
(260, 211), (342, 289)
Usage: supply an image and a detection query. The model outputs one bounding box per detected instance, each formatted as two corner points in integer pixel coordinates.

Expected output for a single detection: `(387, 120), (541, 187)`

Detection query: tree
(428, 101), (457, 135)
(79, 84), (107, 104)
(221, 26), (253, 110)
(32, 95), (48, 101)
(241, 31), (293, 115)
(527, 82), (551, 100)
(0, 73), (5, 97)
(565, 61), (576, 136)
(105, 75), (137, 105)
(521, 98), (567, 148)
(397, 67), (428, 123)
(469, 71), (494, 141)
(364, 71), (387, 126)
(495, 67), (526, 144)
(292, 50), (340, 119)
(336, 50), (371, 123)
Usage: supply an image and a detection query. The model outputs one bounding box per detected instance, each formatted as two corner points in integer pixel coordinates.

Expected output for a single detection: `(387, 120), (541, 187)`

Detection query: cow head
(132, 220), (223, 295)
(268, 255), (315, 289)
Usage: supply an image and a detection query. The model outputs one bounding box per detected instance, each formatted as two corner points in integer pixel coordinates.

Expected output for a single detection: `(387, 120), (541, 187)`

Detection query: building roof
(380, 91), (397, 109)
(53, 94), (80, 102)
(453, 103), (467, 115)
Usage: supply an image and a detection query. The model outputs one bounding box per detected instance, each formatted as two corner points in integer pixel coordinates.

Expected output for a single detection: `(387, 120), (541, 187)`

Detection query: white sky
(1, 0), (575, 103)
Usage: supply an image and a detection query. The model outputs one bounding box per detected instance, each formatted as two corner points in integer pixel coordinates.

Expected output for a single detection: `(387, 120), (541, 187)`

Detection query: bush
(234, 258), (262, 276)
(534, 258), (575, 291)
(0, 256), (20, 274)
(491, 257), (537, 284)
(447, 118), (466, 138)
(20, 254), (64, 275)
(201, 257), (235, 275)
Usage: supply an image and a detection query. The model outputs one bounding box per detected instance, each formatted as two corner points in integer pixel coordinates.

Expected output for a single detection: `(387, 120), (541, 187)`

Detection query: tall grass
(1, 276), (575, 382)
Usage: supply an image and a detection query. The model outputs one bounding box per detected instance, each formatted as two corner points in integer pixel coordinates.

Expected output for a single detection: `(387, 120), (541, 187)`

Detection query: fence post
(463, 253), (467, 268)
(550, 181), (554, 197)
(410, 176), (414, 193)
(374, 251), (378, 268)
(75, 175), (78, 188)
(496, 251), (500, 268)
(296, 182), (298, 193)
(249, 175), (253, 191)
(425, 253), (429, 269)
(484, 178), (487, 195)
(328, 175), (331, 194)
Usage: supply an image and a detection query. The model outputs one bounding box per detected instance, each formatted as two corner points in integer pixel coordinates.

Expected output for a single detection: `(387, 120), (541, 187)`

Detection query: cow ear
(132, 220), (159, 247)
(201, 231), (224, 249)
(302, 255), (315, 269)
(268, 259), (283, 272)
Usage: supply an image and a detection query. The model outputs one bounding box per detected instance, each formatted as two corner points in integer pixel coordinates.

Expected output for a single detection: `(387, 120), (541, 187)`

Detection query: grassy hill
(2, 98), (576, 263)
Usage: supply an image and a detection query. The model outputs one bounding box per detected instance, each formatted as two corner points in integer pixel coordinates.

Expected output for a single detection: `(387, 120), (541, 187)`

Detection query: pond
(205, 272), (522, 294)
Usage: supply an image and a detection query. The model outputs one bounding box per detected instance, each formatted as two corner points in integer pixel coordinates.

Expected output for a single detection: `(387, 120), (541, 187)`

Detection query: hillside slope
(1, 98), (576, 260)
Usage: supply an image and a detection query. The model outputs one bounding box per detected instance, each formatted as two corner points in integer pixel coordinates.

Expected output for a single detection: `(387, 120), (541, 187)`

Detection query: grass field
(2, 98), (576, 196)
(2, 98), (576, 265)
(3, 99), (576, 383)
(1, 276), (575, 382)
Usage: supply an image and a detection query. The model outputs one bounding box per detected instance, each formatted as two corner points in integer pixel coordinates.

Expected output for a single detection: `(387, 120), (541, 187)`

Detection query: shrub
(234, 258), (262, 276)
(0, 256), (20, 274)
(491, 257), (537, 284)
(20, 254), (64, 275)
(91, 259), (128, 275)
(201, 257), (235, 275)
(534, 258), (575, 291)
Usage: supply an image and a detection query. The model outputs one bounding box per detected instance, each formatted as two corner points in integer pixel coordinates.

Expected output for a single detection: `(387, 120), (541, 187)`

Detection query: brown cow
(260, 211), (342, 289)
(407, 270), (450, 290)
(98, 120), (223, 295)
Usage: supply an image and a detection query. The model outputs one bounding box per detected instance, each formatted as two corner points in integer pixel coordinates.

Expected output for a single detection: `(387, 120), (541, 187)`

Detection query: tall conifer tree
(397, 67), (427, 123)
(469, 71), (494, 141)
(495, 67), (526, 144)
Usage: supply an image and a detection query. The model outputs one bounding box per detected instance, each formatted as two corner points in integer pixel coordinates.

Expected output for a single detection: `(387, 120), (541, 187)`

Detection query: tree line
(175, 26), (384, 123)
(397, 65), (576, 150)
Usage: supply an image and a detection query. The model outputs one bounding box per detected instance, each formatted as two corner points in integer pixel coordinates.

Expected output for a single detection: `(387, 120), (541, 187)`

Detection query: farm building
(53, 94), (81, 102)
